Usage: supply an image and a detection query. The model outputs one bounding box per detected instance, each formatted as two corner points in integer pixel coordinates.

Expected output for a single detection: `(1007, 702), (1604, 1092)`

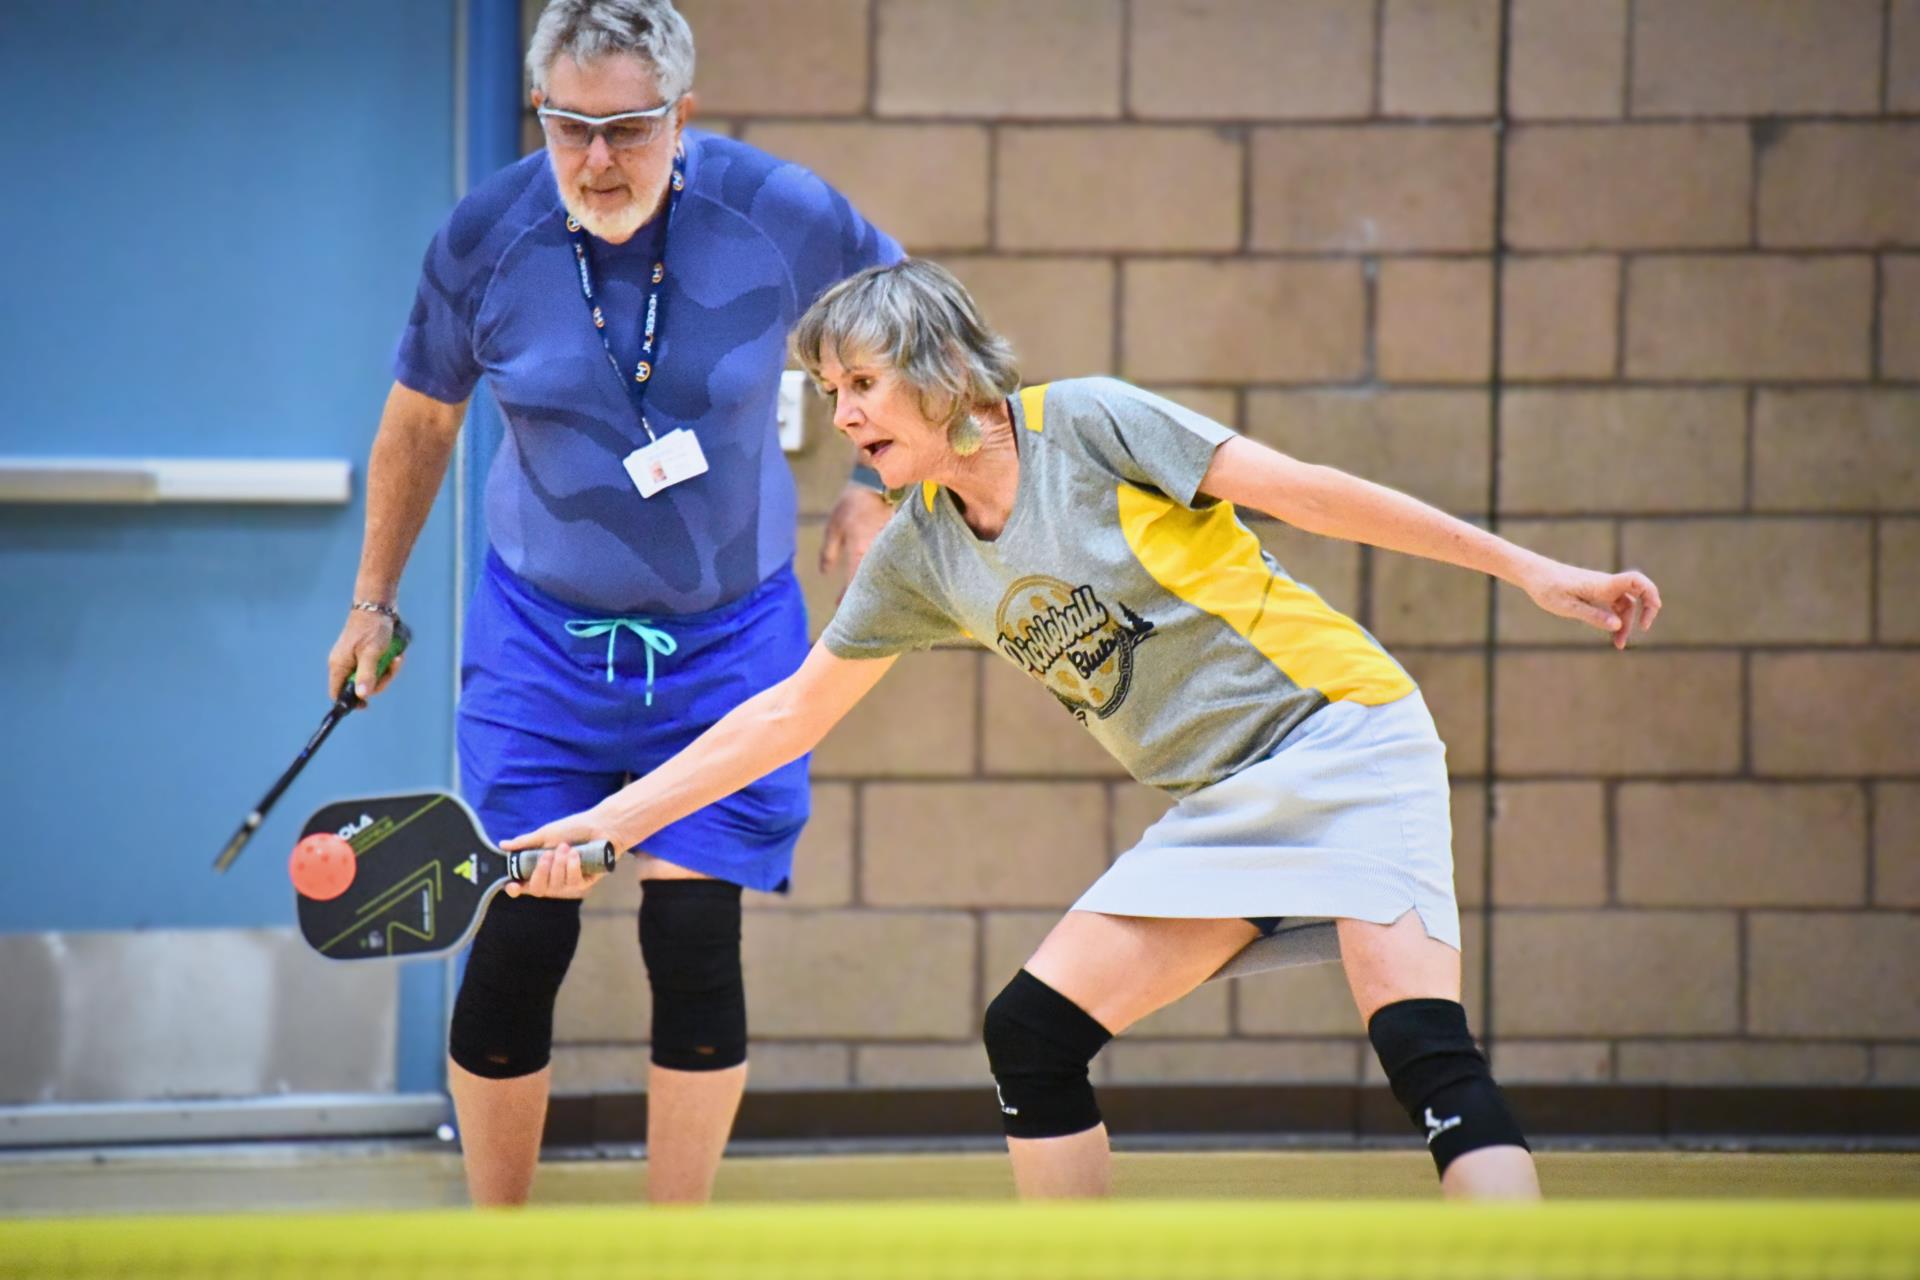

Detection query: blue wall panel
(0, 0), (462, 935)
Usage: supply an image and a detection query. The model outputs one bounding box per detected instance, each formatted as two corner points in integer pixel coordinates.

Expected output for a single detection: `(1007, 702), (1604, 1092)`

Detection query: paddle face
(295, 791), (507, 961)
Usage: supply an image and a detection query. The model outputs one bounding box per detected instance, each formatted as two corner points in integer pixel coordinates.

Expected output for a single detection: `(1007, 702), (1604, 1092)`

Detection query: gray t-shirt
(822, 378), (1416, 796)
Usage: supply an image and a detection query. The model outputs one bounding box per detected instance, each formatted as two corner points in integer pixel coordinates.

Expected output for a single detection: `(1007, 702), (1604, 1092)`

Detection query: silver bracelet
(352, 600), (400, 620)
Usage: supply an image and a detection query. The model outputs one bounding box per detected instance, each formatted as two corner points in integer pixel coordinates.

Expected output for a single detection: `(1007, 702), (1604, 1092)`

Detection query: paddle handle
(213, 621), (415, 874)
(505, 840), (618, 882)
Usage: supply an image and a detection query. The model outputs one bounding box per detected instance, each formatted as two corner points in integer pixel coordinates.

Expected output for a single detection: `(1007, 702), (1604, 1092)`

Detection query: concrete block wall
(535, 0), (1920, 1096)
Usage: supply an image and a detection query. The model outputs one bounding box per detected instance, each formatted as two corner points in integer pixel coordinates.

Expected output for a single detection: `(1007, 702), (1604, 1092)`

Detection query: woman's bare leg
(1007, 911), (1259, 1198)
(1338, 912), (1540, 1200)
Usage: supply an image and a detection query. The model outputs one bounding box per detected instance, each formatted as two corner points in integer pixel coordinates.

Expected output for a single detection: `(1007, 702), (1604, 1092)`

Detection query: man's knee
(640, 879), (746, 1071)
(982, 970), (1113, 1140)
(448, 894), (583, 1079)
(1368, 998), (1530, 1177)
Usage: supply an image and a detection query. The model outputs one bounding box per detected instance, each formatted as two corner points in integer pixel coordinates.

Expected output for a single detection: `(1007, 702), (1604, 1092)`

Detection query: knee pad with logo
(982, 970), (1113, 1140)
(1368, 998), (1530, 1177)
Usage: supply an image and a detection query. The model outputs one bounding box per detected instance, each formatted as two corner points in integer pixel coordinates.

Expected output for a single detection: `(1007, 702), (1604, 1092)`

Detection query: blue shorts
(458, 550), (812, 893)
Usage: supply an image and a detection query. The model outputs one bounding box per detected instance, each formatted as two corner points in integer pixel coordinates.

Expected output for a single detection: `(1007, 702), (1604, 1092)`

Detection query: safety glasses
(536, 99), (680, 152)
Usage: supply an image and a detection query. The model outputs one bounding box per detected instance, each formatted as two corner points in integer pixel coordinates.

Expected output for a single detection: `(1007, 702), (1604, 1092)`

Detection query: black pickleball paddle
(293, 789), (617, 961)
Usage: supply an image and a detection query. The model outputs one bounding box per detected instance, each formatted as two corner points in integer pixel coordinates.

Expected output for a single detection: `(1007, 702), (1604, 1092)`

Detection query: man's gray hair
(526, 0), (696, 99)
(793, 260), (1020, 428)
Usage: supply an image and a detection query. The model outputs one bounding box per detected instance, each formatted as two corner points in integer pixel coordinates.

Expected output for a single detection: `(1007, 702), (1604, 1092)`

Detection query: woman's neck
(936, 400), (1019, 540)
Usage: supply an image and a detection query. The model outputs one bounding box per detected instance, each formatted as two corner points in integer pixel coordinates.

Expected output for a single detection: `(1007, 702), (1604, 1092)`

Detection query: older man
(326, 0), (900, 1205)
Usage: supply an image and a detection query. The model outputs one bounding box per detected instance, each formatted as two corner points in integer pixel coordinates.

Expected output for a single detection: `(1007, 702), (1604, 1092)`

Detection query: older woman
(506, 259), (1661, 1201)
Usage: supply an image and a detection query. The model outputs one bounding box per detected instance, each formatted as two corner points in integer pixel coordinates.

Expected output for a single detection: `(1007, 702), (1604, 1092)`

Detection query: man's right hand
(327, 608), (404, 704)
(328, 382), (463, 705)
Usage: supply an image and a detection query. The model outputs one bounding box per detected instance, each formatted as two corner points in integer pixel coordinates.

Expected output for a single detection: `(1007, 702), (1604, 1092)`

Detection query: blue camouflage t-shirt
(395, 131), (901, 614)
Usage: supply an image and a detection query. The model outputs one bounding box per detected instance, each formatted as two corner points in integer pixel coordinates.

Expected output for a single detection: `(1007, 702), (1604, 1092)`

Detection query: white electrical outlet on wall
(777, 368), (806, 453)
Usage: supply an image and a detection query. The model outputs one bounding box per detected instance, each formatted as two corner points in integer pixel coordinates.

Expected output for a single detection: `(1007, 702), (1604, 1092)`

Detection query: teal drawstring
(564, 617), (679, 705)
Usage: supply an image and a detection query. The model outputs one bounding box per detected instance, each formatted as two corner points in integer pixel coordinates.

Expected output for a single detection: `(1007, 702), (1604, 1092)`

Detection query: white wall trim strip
(0, 458), (351, 505)
(0, 1095), (447, 1149)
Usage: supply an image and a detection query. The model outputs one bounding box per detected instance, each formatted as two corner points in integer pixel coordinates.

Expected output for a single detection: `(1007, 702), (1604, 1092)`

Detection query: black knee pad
(639, 879), (746, 1072)
(1368, 998), (1530, 1177)
(982, 970), (1113, 1140)
(448, 893), (582, 1079)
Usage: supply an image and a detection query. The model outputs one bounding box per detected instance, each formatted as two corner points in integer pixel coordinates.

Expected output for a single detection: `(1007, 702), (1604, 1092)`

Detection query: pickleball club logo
(995, 575), (1155, 721)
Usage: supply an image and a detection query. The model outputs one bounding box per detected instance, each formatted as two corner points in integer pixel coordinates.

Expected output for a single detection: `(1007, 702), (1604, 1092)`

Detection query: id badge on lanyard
(568, 151), (709, 499)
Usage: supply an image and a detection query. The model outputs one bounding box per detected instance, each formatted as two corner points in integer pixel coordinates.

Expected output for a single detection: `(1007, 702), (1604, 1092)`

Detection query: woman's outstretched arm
(1197, 435), (1661, 647)
(501, 643), (897, 893)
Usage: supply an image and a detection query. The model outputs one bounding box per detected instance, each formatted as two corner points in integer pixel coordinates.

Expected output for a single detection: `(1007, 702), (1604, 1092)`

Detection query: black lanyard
(566, 150), (686, 444)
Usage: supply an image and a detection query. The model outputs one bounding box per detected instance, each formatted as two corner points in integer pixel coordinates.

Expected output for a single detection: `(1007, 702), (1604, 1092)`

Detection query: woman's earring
(948, 414), (984, 457)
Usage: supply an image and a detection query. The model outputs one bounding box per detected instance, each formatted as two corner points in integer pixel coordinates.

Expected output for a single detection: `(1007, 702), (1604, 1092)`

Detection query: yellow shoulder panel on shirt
(1019, 384), (1048, 433)
(924, 385), (1046, 512)
(1116, 485), (1414, 706)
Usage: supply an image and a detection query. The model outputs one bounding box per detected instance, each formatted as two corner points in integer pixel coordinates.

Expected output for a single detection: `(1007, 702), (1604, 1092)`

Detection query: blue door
(0, 0), (466, 1127)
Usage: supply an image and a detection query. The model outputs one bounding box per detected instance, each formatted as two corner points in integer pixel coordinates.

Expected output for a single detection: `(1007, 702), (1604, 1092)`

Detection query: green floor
(3, 1146), (1915, 1217)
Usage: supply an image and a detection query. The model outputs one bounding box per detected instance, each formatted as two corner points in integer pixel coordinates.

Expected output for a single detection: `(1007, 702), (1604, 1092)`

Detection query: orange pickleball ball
(290, 833), (357, 901)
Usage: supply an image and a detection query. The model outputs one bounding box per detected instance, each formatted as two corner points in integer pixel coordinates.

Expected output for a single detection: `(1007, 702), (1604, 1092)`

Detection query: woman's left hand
(501, 808), (625, 898)
(1524, 565), (1662, 650)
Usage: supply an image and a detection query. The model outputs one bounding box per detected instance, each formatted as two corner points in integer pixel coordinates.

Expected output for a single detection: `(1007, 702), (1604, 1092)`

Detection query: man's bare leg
(448, 1060), (550, 1207)
(637, 853), (749, 1205)
(645, 1061), (749, 1203)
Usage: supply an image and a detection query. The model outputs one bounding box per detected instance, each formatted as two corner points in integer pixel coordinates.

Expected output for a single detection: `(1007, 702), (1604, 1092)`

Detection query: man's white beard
(557, 177), (651, 243)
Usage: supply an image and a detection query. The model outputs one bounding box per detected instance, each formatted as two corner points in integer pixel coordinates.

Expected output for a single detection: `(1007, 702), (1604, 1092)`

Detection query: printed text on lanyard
(566, 151), (707, 499)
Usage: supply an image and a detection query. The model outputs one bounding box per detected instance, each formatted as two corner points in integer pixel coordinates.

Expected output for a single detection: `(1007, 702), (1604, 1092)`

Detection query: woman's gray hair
(792, 259), (1020, 431)
(526, 0), (696, 100)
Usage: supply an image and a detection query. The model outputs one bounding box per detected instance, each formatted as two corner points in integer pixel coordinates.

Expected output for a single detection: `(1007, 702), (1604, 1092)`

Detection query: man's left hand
(820, 482), (892, 595)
